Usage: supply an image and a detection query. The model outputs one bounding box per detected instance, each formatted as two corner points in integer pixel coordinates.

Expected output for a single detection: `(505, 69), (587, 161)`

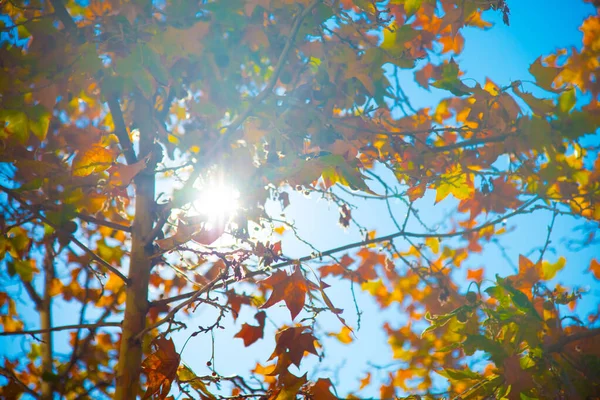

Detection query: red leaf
(268, 326), (318, 368)
(260, 265), (315, 320)
(234, 311), (266, 347)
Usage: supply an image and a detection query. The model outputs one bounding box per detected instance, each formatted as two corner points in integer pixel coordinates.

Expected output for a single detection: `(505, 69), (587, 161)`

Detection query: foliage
(0, 0), (599, 399)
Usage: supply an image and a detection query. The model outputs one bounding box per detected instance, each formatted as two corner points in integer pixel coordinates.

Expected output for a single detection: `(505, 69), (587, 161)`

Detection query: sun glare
(192, 181), (240, 224)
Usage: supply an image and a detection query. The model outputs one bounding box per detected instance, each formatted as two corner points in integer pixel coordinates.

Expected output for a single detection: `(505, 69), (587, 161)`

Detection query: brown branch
(23, 281), (43, 308)
(48, 0), (78, 34)
(0, 185), (129, 284)
(146, 0), (320, 244)
(134, 275), (223, 340)
(75, 212), (132, 233)
(545, 327), (600, 353)
(0, 321), (122, 336)
(105, 94), (138, 165)
(425, 134), (512, 154)
(151, 196), (540, 308)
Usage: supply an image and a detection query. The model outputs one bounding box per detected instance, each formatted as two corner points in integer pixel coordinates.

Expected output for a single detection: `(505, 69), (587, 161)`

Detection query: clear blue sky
(1, 1), (598, 398)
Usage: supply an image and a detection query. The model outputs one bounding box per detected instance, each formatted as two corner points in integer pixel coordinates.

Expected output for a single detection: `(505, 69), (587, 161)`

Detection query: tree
(0, 0), (599, 398)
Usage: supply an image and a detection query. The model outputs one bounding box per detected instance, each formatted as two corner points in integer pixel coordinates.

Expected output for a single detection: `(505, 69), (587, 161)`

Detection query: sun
(192, 180), (240, 225)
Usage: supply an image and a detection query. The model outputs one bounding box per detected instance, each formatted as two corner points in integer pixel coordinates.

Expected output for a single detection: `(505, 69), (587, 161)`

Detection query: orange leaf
(234, 311), (266, 347)
(589, 259), (600, 280)
(141, 337), (181, 400)
(260, 266), (313, 320)
(466, 268), (483, 282)
(359, 372), (371, 390)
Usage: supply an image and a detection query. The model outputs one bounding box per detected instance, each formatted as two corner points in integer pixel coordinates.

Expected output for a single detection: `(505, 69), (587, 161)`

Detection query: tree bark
(40, 244), (55, 400)
(114, 95), (156, 400)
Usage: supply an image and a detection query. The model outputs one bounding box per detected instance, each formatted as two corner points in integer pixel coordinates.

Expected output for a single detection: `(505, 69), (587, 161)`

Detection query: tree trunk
(40, 245), (54, 400)
(115, 95), (156, 400)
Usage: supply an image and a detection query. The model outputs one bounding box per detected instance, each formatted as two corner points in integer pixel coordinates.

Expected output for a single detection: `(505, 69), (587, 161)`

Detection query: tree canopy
(1, 0), (599, 399)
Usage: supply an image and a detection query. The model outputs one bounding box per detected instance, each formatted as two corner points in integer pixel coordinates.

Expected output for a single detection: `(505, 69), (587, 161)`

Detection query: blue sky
(1, 1), (599, 398)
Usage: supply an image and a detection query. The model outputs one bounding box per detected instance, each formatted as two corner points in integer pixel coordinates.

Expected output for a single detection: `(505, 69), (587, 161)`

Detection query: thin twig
(151, 196), (540, 307)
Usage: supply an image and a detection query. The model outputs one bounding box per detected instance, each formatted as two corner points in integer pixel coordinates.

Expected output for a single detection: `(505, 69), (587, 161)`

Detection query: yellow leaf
(435, 165), (472, 203)
(72, 144), (113, 177)
(425, 237), (440, 254)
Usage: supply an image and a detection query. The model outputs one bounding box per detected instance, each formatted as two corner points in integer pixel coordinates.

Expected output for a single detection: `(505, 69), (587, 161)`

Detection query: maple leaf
(141, 337), (181, 400)
(268, 326), (318, 369)
(260, 266), (315, 320)
(435, 165), (473, 203)
(234, 311), (266, 347)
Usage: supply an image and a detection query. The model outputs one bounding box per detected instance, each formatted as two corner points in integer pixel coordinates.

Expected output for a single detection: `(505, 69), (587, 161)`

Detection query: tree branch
(150, 196), (540, 308)
(0, 185), (130, 284)
(0, 322), (122, 336)
(75, 213), (131, 233)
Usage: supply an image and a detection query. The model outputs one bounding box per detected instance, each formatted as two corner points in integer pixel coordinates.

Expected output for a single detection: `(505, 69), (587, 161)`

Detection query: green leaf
(14, 259), (34, 282)
(437, 368), (483, 381)
(422, 305), (473, 336)
(431, 59), (471, 96)
(28, 104), (51, 141)
(496, 275), (542, 320)
(381, 23), (419, 57)
(462, 334), (507, 364)
(1, 110), (29, 144)
(404, 0), (423, 16)
(558, 88), (576, 113)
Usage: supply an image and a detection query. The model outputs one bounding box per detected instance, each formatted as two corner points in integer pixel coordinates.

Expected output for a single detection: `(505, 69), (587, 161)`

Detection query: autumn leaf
(306, 378), (337, 400)
(268, 326), (318, 368)
(141, 337), (181, 400)
(176, 365), (216, 399)
(260, 266), (315, 320)
(72, 144), (114, 177)
(588, 258), (600, 280)
(435, 165), (473, 203)
(234, 311), (266, 347)
(466, 268), (484, 282)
